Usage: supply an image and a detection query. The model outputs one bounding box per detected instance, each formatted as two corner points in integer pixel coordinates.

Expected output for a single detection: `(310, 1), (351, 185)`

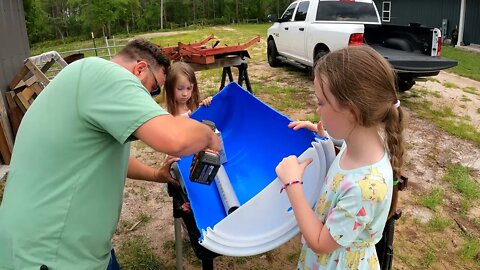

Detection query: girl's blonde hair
(315, 46), (406, 181)
(164, 62), (200, 115)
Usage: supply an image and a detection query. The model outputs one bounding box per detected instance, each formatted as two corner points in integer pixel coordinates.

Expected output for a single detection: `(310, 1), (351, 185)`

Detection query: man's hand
(154, 156), (180, 186)
(128, 155), (181, 185)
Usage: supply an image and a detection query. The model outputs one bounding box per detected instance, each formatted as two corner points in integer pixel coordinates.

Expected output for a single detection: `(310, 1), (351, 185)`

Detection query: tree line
(23, 0), (294, 44)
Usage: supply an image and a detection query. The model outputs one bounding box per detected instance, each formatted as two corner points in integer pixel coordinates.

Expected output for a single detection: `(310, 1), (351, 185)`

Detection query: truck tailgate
(370, 45), (457, 73)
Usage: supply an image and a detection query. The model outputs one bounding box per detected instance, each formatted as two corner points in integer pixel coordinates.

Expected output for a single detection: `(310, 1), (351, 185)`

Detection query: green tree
(23, 0), (54, 43)
(164, 0), (191, 25)
(70, 0), (130, 37)
(135, 0), (161, 31)
(116, 0), (140, 35)
(23, 0), (295, 45)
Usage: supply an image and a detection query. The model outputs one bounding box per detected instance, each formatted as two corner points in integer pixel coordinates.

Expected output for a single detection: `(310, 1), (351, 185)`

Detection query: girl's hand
(288, 120), (317, 132)
(288, 120), (328, 137)
(275, 156), (313, 185)
(200, 96), (213, 107)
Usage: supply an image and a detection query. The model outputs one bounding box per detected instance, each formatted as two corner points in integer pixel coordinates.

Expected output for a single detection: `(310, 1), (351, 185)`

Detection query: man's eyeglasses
(147, 65), (161, 97)
(137, 60), (161, 96)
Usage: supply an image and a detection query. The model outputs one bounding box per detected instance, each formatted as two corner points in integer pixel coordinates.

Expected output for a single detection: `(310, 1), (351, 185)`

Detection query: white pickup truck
(267, 0), (457, 91)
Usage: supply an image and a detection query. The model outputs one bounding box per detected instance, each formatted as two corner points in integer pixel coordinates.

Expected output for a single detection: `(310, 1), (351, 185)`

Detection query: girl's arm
(276, 156), (341, 254)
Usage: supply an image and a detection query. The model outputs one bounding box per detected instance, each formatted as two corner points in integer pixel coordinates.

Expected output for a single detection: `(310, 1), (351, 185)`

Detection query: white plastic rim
(198, 140), (335, 256)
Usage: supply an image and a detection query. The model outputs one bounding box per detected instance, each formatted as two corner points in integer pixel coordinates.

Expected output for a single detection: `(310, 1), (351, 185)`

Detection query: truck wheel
(311, 49), (329, 79)
(397, 77), (415, 92)
(268, 40), (281, 67)
(314, 49), (329, 64)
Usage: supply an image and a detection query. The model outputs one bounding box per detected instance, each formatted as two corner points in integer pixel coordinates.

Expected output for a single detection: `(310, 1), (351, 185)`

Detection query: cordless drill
(189, 121), (221, 185)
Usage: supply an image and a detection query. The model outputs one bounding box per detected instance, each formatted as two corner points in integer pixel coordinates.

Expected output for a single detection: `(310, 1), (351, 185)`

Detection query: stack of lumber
(0, 52), (67, 164)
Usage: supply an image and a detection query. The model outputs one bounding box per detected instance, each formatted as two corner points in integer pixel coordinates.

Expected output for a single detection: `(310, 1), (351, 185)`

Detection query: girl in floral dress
(276, 46), (406, 270)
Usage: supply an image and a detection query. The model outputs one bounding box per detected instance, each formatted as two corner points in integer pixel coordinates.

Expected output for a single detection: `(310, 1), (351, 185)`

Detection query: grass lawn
(442, 46), (480, 82)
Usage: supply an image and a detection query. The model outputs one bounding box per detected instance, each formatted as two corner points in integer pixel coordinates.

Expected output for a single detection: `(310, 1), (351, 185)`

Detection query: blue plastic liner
(177, 82), (316, 236)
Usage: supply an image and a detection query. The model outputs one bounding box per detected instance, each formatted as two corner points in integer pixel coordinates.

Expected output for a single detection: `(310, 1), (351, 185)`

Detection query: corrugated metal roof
(0, 0), (30, 92)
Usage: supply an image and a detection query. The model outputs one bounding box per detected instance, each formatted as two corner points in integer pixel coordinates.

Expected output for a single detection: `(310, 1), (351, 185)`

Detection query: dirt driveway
(420, 71), (480, 131)
(113, 58), (480, 269)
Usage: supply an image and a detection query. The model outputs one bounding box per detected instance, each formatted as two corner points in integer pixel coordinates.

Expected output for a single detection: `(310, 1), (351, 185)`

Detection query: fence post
(91, 32), (98, 56)
(104, 36), (112, 60)
(113, 36), (117, 55)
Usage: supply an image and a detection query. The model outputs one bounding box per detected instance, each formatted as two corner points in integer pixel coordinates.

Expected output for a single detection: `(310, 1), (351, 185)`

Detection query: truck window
(294, 1), (310, 21)
(316, 1), (378, 22)
(281, 3), (297, 22)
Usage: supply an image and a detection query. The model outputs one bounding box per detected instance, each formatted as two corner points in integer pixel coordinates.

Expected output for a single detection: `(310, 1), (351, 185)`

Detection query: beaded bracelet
(280, 180), (303, 193)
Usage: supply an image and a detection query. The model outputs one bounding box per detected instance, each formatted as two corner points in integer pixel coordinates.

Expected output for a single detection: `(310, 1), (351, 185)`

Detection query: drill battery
(189, 149), (220, 185)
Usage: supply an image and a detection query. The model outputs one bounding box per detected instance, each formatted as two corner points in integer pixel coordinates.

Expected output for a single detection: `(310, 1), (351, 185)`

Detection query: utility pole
(161, 0), (164, 29)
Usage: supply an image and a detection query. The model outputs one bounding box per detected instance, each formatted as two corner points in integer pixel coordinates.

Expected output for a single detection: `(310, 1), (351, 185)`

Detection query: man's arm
(133, 114), (221, 157)
(127, 156), (180, 185)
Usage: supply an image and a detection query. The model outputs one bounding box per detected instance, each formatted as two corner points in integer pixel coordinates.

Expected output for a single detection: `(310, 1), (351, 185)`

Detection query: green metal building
(0, 0), (30, 92)
(373, 0), (480, 45)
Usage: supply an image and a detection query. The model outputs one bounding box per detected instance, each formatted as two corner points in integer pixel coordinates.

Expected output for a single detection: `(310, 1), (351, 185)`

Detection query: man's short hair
(119, 39), (170, 70)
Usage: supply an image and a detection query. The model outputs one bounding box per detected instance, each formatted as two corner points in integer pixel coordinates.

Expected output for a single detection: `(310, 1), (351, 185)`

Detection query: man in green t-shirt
(0, 39), (220, 270)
